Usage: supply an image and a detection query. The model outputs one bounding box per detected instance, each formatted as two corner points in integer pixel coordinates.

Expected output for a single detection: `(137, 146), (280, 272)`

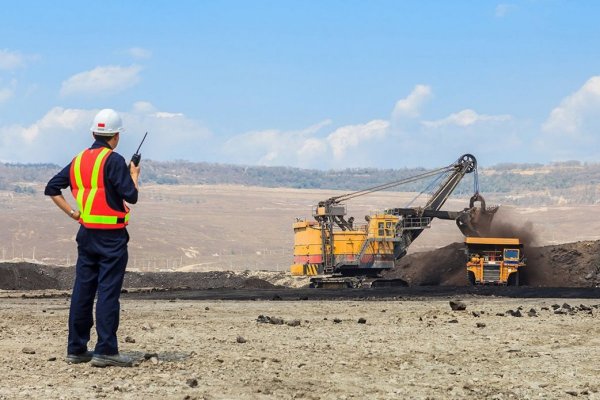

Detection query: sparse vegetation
(2, 160), (600, 205)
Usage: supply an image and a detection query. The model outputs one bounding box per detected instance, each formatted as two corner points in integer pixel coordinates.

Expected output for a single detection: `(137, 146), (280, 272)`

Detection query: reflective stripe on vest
(70, 147), (130, 229)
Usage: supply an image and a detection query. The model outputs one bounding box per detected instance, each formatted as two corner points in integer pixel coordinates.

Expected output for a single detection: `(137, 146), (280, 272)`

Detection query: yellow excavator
(291, 154), (498, 288)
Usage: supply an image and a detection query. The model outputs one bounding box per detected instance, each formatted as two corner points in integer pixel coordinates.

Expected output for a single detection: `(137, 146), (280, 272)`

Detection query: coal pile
(0, 263), (61, 290)
(382, 242), (468, 286)
(0, 262), (278, 291)
(122, 271), (278, 290)
(524, 241), (600, 287)
(383, 240), (600, 287)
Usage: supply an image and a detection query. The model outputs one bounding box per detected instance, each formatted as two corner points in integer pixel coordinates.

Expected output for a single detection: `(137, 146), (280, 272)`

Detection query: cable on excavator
(327, 165), (454, 204)
(406, 170), (450, 208)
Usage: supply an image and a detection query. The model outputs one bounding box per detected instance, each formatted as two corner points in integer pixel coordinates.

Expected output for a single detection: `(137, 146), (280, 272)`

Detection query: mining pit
(2, 241), (600, 399)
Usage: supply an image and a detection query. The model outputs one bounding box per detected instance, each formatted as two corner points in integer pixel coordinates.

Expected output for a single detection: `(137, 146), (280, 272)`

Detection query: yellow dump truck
(465, 237), (526, 285)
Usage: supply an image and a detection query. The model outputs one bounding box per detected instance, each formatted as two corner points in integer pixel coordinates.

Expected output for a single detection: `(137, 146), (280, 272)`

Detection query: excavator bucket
(456, 193), (498, 237)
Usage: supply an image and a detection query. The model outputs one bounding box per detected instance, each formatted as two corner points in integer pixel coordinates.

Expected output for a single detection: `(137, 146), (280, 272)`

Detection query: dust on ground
(381, 203), (600, 287)
(1, 297), (599, 399)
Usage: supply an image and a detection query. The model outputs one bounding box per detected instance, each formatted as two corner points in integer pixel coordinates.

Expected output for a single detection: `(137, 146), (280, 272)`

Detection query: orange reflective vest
(69, 147), (130, 229)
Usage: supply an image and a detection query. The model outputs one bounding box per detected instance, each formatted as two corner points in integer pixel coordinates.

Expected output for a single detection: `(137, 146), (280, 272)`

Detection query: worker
(44, 109), (140, 367)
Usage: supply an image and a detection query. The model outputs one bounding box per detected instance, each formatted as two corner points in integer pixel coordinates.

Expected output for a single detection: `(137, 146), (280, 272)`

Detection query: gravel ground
(1, 297), (600, 399)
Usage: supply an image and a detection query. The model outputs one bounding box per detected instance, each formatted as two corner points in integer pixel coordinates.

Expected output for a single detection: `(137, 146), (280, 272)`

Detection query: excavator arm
(385, 154), (496, 256)
(382, 154), (495, 260)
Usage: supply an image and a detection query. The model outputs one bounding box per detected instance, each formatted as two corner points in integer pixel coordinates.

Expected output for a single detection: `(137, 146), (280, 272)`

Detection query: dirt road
(1, 297), (599, 399)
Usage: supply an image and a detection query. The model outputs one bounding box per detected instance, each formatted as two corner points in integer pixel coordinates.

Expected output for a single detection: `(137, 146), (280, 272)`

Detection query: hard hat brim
(90, 127), (125, 135)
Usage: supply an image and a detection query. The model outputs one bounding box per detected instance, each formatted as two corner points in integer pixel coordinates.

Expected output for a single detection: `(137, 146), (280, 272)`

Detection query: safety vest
(69, 147), (130, 229)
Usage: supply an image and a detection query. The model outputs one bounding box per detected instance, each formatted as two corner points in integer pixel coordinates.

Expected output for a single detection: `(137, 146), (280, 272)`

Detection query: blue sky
(1, 1), (599, 168)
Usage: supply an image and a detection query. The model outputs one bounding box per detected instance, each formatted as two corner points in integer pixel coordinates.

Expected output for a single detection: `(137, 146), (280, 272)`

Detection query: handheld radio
(131, 132), (148, 167)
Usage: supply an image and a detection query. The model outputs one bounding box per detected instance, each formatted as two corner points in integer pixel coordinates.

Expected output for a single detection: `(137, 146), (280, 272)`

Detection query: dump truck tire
(467, 271), (476, 286)
(507, 272), (520, 286)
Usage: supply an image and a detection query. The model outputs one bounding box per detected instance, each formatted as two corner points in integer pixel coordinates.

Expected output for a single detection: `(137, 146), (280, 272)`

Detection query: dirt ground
(1, 297), (600, 399)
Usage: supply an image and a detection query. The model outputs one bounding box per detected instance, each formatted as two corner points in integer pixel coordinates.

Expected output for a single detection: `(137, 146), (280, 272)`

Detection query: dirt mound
(383, 240), (600, 287)
(0, 263), (61, 290)
(122, 271), (278, 290)
(0, 263), (278, 291)
(383, 243), (467, 286)
(524, 241), (600, 287)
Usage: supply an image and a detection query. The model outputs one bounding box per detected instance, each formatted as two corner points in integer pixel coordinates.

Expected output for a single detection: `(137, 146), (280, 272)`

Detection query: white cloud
(327, 120), (389, 160)
(118, 102), (212, 161)
(542, 76), (600, 135)
(422, 109), (512, 128)
(392, 84), (432, 119)
(223, 120), (331, 167)
(132, 101), (156, 114)
(60, 65), (142, 97)
(0, 103), (211, 163)
(221, 85), (517, 169)
(495, 3), (517, 18)
(0, 49), (25, 70)
(155, 111), (184, 119)
(0, 87), (555, 168)
(127, 47), (152, 59)
(533, 76), (600, 161)
(0, 107), (97, 162)
(131, 101), (184, 118)
(20, 107), (95, 144)
(297, 137), (326, 159)
(223, 117), (391, 168)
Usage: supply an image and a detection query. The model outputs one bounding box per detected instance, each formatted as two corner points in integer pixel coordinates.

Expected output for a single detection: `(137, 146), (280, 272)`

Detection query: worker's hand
(129, 162), (141, 190)
(129, 162), (141, 178)
(70, 210), (81, 221)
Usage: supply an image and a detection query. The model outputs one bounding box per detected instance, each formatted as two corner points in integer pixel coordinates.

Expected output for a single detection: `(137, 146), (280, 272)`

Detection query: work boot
(91, 353), (134, 368)
(65, 350), (94, 364)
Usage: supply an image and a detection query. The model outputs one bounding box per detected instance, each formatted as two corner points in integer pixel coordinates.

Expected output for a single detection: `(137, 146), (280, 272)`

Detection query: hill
(2, 159), (600, 205)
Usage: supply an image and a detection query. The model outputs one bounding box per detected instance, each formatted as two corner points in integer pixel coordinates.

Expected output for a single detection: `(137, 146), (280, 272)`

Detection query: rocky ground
(1, 297), (599, 399)
(1, 240), (599, 399)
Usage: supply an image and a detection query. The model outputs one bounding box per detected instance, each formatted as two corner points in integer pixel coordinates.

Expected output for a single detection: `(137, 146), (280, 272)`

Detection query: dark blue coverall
(45, 139), (138, 355)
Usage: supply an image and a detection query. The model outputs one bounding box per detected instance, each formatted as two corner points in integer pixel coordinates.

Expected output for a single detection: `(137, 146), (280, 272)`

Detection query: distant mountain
(2, 160), (599, 205)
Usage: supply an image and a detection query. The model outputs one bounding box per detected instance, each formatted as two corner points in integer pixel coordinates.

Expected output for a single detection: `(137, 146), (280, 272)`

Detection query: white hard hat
(90, 109), (124, 135)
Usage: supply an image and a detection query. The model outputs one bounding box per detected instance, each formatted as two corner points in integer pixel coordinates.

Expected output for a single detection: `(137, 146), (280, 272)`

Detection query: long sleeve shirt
(44, 140), (138, 211)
